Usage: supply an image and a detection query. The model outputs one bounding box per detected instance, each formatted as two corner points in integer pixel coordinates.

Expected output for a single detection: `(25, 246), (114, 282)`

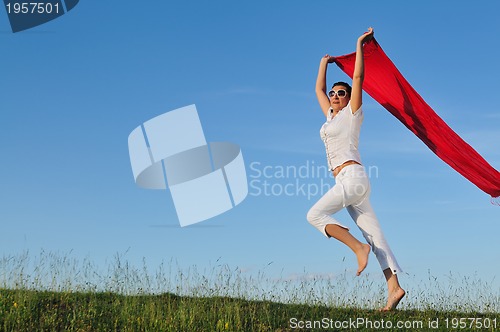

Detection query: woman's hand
(358, 27), (374, 44)
(321, 54), (336, 64)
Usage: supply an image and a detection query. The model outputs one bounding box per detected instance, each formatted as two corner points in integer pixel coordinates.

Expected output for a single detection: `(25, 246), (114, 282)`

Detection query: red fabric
(333, 39), (500, 198)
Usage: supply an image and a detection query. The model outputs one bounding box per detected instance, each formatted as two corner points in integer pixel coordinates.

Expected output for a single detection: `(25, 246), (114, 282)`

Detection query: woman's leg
(307, 170), (371, 276)
(381, 268), (406, 311)
(348, 200), (405, 310)
(324, 224), (371, 276)
(306, 180), (350, 237)
(347, 198), (402, 275)
(308, 164), (405, 310)
(344, 174), (405, 309)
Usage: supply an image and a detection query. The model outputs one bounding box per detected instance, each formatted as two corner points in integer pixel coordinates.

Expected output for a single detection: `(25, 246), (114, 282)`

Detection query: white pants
(306, 164), (402, 274)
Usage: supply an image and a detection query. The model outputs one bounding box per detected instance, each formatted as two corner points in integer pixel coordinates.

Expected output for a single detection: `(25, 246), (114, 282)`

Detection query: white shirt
(320, 102), (363, 171)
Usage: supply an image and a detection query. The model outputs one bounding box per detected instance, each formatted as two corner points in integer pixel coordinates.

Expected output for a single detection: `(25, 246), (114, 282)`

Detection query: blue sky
(1, 1), (499, 302)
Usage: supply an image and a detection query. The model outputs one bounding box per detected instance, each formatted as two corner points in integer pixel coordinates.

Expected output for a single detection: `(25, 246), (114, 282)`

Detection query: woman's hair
(331, 81), (352, 96)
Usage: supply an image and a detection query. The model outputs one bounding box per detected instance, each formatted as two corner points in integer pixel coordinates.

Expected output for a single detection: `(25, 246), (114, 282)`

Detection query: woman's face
(329, 86), (350, 111)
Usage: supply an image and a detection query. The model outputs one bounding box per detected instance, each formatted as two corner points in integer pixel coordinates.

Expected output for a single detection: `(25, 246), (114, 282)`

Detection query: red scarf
(333, 39), (500, 198)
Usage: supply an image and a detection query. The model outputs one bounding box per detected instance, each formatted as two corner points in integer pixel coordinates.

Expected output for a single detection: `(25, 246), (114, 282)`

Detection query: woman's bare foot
(355, 243), (371, 276)
(381, 287), (405, 311)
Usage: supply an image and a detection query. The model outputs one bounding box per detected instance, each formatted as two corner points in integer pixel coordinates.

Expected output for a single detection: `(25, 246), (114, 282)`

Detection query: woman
(306, 28), (405, 311)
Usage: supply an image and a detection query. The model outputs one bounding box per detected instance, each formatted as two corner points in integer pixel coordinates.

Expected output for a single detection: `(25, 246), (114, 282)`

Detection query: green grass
(1, 289), (499, 331)
(0, 251), (499, 331)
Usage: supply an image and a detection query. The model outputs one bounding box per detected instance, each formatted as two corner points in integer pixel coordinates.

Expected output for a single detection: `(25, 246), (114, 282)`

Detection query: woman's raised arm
(315, 55), (335, 117)
(350, 27), (374, 114)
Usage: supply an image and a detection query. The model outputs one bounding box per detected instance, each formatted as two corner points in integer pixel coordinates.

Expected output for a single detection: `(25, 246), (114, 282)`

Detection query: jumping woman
(306, 28), (405, 311)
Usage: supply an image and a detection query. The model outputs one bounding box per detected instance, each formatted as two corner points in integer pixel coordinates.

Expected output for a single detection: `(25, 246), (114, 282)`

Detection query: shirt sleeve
(347, 102), (363, 117)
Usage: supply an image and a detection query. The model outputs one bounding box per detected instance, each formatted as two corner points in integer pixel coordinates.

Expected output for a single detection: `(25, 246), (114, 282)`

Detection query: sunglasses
(328, 89), (348, 98)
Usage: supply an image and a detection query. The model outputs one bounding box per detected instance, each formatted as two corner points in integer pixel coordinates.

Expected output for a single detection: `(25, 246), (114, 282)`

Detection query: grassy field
(1, 289), (499, 331)
(0, 251), (498, 331)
